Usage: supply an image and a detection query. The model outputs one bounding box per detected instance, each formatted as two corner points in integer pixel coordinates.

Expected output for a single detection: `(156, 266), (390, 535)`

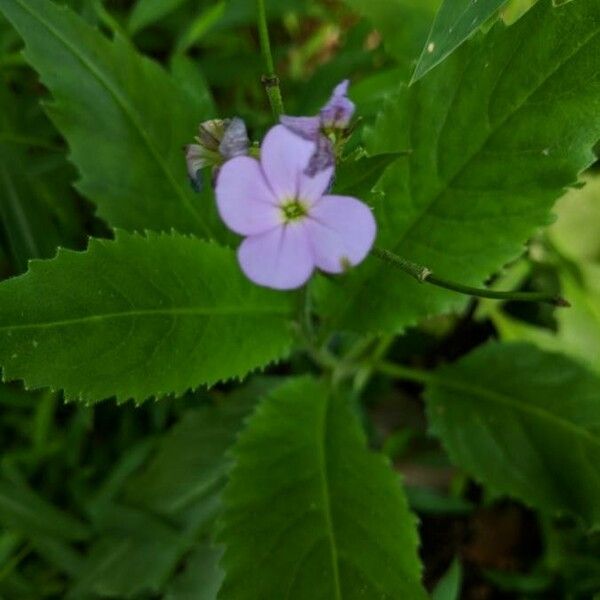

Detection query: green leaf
(334, 153), (404, 199)
(0, 0), (219, 238)
(316, 0), (600, 335)
(69, 504), (185, 599)
(125, 378), (278, 518)
(432, 558), (462, 600)
(411, 0), (509, 83)
(218, 377), (426, 600)
(0, 84), (80, 273)
(165, 544), (224, 600)
(128, 0), (189, 34)
(488, 177), (600, 374)
(0, 479), (90, 542)
(425, 342), (600, 526)
(0, 232), (294, 404)
(343, 0), (440, 77)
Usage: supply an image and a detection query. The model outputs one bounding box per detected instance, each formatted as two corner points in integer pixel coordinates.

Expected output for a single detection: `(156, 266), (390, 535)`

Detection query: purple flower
(320, 80), (355, 129)
(215, 125), (377, 290)
(280, 80), (356, 177)
(186, 118), (249, 191)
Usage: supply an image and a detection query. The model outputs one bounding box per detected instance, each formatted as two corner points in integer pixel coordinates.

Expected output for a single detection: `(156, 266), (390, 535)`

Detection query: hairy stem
(372, 247), (569, 307)
(256, 0), (284, 118)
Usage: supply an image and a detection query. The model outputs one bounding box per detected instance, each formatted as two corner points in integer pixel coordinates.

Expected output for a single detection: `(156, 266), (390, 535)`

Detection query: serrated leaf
(0, 232), (295, 404)
(218, 377), (426, 600)
(316, 0), (600, 335)
(0, 0), (219, 238)
(411, 0), (510, 83)
(425, 342), (600, 526)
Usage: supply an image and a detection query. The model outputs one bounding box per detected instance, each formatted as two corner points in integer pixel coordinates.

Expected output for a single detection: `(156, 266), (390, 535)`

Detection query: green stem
(372, 247), (569, 307)
(376, 361), (433, 385)
(256, 0), (284, 118)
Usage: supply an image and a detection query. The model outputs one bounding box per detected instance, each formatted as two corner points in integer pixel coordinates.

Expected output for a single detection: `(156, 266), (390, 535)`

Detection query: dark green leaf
(0, 479), (90, 542)
(218, 377), (427, 600)
(165, 544), (224, 600)
(0, 0), (219, 238)
(316, 0), (600, 335)
(426, 343), (600, 526)
(334, 153), (404, 199)
(69, 504), (184, 599)
(0, 232), (295, 403)
(125, 378), (278, 518)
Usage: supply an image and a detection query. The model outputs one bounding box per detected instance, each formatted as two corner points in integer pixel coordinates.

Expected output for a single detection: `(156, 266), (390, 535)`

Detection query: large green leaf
(0, 0), (218, 238)
(425, 342), (600, 526)
(218, 377), (426, 600)
(0, 232), (295, 404)
(411, 0), (510, 83)
(316, 0), (600, 335)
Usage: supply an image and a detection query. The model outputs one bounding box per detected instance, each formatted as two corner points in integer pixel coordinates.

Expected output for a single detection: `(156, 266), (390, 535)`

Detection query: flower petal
(298, 154), (334, 205)
(279, 115), (321, 141)
(219, 117), (250, 159)
(238, 223), (314, 290)
(304, 135), (335, 180)
(216, 156), (280, 236)
(320, 79), (355, 129)
(306, 195), (377, 273)
(260, 125), (317, 199)
(186, 143), (213, 190)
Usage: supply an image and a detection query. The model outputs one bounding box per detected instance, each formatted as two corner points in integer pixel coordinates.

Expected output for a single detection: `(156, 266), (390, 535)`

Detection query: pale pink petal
(238, 223), (315, 290)
(216, 156), (280, 236)
(260, 125), (317, 200)
(306, 195), (377, 273)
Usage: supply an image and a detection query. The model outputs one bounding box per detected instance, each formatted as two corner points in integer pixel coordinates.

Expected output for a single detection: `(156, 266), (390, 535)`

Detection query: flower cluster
(187, 82), (376, 290)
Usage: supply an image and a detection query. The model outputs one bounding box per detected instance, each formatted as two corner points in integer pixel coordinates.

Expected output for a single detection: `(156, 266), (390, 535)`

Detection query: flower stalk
(372, 247), (570, 307)
(256, 0), (284, 118)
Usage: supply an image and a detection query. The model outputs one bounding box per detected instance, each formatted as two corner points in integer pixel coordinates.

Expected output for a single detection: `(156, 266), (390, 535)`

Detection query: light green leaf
(550, 175), (600, 265)
(412, 0), (509, 83)
(218, 377), (426, 600)
(316, 0), (600, 335)
(0, 0), (219, 238)
(425, 342), (600, 526)
(0, 232), (295, 404)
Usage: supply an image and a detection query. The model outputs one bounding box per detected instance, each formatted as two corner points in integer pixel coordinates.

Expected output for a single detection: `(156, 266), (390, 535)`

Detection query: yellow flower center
(280, 200), (308, 223)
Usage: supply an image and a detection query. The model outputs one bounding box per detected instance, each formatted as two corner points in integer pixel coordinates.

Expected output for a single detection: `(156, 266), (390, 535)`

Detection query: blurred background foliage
(0, 0), (599, 598)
